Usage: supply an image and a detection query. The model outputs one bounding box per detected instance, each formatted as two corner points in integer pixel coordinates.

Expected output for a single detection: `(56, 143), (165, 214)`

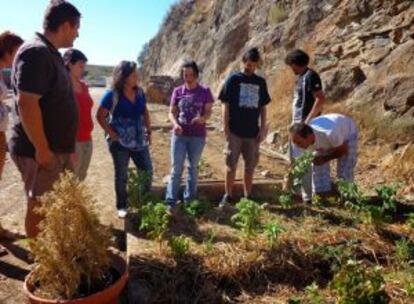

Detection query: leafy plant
(336, 179), (366, 211)
(278, 151), (314, 207)
(311, 194), (322, 207)
(231, 199), (264, 236)
(30, 171), (113, 299)
(139, 202), (170, 242)
(395, 238), (414, 265)
(375, 183), (399, 214)
(407, 213), (414, 230)
(183, 200), (211, 218)
(264, 222), (285, 248)
(127, 168), (153, 209)
(168, 235), (190, 258)
(203, 229), (217, 253)
(364, 183), (401, 225)
(304, 282), (324, 304)
(331, 260), (390, 304)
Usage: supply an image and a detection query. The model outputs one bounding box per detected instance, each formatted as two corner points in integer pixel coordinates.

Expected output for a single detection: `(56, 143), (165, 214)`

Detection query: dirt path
(0, 88), (287, 303)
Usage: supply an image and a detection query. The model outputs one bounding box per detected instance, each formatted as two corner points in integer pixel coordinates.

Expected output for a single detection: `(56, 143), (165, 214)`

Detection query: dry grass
(30, 172), (113, 300)
(267, 4), (289, 26)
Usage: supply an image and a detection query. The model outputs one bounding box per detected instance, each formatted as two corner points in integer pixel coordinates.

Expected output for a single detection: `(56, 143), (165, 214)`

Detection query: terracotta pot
(24, 253), (128, 304)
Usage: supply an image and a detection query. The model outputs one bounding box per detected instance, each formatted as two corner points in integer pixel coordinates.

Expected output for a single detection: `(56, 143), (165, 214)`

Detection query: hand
(108, 129), (119, 142)
(223, 125), (230, 139)
(35, 148), (56, 170)
(173, 123), (183, 135)
(256, 126), (267, 143)
(313, 156), (327, 166)
(146, 131), (152, 145)
(191, 116), (206, 125)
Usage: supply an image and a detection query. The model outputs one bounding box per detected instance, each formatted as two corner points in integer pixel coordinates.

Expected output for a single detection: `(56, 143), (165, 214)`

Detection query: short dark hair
(112, 61), (137, 95)
(285, 49), (310, 67)
(289, 122), (314, 138)
(181, 60), (199, 78)
(63, 48), (87, 68)
(43, 0), (81, 32)
(0, 31), (23, 59)
(242, 47), (260, 63)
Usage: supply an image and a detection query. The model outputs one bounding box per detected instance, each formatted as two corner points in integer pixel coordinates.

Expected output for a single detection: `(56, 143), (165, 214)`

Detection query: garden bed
(126, 183), (414, 303)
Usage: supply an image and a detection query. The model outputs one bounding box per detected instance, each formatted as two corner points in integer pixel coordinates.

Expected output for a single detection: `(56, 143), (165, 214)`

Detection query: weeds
(231, 199), (264, 236)
(331, 260), (390, 304)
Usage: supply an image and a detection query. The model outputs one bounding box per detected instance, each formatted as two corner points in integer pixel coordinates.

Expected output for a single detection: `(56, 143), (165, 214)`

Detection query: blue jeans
(109, 140), (153, 210)
(165, 135), (206, 206)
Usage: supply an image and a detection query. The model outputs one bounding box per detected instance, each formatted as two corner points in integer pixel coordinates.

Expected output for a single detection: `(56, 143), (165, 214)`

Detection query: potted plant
(23, 171), (127, 304)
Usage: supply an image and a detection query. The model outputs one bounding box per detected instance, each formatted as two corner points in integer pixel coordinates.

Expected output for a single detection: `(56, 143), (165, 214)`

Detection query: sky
(0, 0), (177, 66)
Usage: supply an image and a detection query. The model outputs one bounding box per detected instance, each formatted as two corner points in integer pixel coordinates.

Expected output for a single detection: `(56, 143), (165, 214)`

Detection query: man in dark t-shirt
(285, 49), (325, 202)
(9, 1), (81, 238)
(219, 48), (271, 206)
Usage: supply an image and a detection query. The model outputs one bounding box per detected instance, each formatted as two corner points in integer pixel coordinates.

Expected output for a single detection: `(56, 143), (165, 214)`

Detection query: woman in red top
(63, 49), (94, 181)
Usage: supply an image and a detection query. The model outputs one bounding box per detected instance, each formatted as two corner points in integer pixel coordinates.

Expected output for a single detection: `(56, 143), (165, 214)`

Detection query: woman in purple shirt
(165, 61), (214, 210)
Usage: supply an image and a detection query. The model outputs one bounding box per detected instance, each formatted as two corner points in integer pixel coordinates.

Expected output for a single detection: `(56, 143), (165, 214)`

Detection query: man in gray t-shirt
(9, 0), (81, 238)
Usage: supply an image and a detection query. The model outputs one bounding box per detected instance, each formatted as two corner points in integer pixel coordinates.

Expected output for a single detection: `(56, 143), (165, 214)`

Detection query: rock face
(145, 76), (181, 105)
(140, 0), (414, 127)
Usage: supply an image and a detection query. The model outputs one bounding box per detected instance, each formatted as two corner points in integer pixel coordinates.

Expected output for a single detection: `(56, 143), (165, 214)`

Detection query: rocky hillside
(140, 0), (414, 191)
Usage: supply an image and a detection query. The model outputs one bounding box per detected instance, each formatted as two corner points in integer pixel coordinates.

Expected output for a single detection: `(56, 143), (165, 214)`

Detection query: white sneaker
(117, 209), (127, 219)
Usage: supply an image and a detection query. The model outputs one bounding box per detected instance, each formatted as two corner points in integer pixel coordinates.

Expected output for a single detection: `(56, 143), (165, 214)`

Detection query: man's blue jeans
(109, 140), (153, 210)
(165, 134), (206, 206)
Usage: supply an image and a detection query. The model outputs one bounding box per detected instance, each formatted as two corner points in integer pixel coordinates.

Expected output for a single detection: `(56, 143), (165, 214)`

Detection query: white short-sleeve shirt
(310, 114), (357, 151)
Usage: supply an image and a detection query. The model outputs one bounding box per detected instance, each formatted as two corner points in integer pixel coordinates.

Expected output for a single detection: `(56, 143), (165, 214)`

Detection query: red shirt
(75, 82), (94, 142)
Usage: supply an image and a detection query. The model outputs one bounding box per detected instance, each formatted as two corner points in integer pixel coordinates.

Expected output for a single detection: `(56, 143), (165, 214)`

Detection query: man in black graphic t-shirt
(285, 49), (326, 202)
(219, 48), (271, 206)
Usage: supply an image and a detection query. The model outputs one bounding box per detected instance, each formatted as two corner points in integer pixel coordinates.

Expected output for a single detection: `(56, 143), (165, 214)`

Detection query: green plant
(127, 168), (153, 209)
(311, 194), (322, 207)
(183, 200), (211, 218)
(304, 282), (323, 304)
(264, 222), (285, 248)
(30, 171), (112, 299)
(331, 260), (390, 304)
(168, 235), (190, 258)
(203, 229), (217, 253)
(336, 179), (366, 211)
(407, 213), (414, 230)
(395, 238), (414, 265)
(278, 151), (314, 207)
(375, 183), (400, 214)
(231, 199), (264, 236)
(139, 202), (169, 242)
(364, 183), (401, 225)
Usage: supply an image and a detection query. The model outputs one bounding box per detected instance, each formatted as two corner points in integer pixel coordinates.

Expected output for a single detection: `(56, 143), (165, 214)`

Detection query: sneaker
(117, 209), (127, 219)
(219, 194), (233, 209)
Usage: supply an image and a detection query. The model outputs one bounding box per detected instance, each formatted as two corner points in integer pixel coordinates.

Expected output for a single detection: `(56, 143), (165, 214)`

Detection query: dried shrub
(268, 4), (289, 26)
(29, 171), (112, 300)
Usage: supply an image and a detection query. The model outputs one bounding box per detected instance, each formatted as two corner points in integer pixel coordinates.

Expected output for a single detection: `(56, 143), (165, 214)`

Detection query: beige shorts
(224, 132), (260, 174)
(12, 154), (73, 200)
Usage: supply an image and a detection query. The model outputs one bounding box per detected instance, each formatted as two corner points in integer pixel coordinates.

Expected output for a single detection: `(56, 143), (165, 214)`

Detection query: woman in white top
(0, 31), (23, 255)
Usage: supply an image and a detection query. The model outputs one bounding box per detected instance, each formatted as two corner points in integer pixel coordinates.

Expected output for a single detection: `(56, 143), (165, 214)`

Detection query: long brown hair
(111, 61), (137, 95)
(0, 31), (23, 59)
